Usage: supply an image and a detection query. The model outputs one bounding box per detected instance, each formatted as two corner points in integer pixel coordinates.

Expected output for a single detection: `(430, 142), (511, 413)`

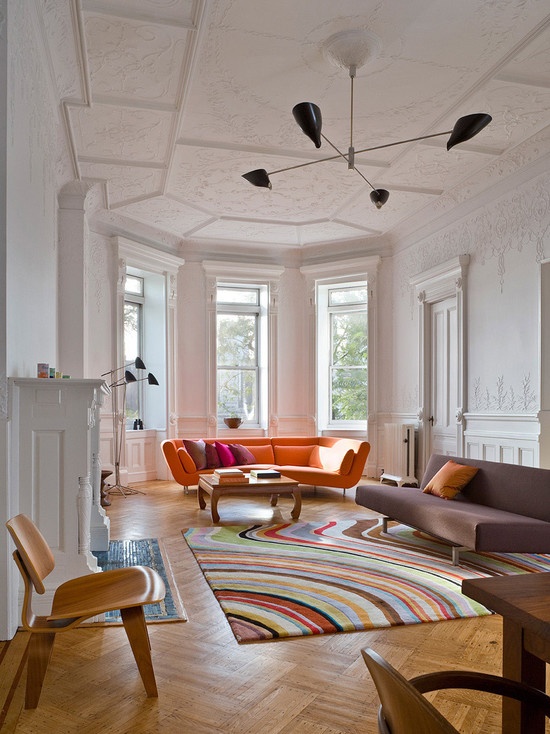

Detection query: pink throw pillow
(214, 441), (237, 467)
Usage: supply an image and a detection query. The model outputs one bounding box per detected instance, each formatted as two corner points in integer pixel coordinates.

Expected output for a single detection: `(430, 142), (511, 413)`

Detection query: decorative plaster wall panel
(69, 104), (173, 162)
(120, 195), (213, 235)
(85, 14), (190, 105)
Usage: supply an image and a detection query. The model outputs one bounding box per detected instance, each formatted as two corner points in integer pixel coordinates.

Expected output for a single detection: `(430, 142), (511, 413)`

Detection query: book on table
(213, 467), (244, 477)
(212, 467), (248, 484)
(250, 469), (281, 479)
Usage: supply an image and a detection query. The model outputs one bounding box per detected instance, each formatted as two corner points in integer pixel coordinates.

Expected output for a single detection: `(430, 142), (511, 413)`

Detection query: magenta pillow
(214, 441), (237, 467)
(183, 439), (207, 470)
(205, 442), (221, 468)
(228, 443), (256, 465)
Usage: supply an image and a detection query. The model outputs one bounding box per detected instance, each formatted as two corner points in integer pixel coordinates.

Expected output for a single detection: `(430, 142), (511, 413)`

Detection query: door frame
(410, 255), (469, 471)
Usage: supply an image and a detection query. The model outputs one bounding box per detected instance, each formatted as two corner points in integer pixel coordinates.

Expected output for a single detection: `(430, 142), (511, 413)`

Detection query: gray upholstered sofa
(355, 453), (550, 564)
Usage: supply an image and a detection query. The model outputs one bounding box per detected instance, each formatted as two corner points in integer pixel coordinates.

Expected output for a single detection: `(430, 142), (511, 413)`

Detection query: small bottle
(133, 419), (138, 430)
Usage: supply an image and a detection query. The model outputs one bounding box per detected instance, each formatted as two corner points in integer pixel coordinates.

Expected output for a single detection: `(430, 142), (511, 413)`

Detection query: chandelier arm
(353, 130), (453, 156)
(267, 129), (454, 178)
(268, 152), (345, 177)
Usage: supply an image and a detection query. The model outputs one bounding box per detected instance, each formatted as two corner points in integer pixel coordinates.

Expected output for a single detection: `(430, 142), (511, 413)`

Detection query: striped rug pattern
(183, 520), (550, 642)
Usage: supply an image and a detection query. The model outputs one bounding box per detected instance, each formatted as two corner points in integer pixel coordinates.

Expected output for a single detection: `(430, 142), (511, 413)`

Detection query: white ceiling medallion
(321, 29), (381, 74)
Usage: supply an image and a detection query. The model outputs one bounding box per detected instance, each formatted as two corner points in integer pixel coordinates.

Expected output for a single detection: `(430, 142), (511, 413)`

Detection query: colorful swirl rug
(183, 520), (550, 642)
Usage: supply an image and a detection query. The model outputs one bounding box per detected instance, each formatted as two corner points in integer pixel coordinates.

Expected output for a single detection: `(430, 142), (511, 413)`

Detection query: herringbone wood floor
(1, 480), (540, 733)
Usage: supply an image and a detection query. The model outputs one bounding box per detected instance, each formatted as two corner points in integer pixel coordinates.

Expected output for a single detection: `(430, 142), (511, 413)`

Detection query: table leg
(270, 494), (278, 507)
(502, 618), (546, 734)
(291, 489), (302, 520)
(210, 489), (221, 523)
(198, 484), (207, 510)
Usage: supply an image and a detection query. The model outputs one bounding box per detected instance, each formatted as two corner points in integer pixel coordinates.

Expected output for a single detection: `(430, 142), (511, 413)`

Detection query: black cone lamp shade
(370, 189), (390, 209)
(147, 373), (159, 386)
(447, 113), (492, 151)
(134, 356), (146, 370)
(292, 102), (323, 148)
(242, 169), (272, 189)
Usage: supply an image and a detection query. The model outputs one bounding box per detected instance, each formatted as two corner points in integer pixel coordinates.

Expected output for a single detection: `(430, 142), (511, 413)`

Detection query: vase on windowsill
(224, 417), (242, 429)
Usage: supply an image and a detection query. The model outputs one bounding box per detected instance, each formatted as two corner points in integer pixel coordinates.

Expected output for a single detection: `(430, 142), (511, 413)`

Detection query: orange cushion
(247, 445), (275, 463)
(309, 446), (355, 474)
(273, 445), (314, 466)
(423, 460), (479, 500)
(338, 449), (355, 475)
(177, 447), (196, 473)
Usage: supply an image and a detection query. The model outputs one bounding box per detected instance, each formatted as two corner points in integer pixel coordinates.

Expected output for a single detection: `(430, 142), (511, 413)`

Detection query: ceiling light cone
(124, 370), (137, 383)
(447, 113), (492, 150)
(134, 357), (146, 370)
(147, 373), (159, 386)
(292, 102), (322, 148)
(242, 169), (272, 189)
(370, 189), (390, 209)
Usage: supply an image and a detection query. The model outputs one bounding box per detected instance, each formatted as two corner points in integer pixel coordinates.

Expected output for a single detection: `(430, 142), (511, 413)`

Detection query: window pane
(125, 275), (143, 296)
(124, 301), (141, 423)
(331, 312), (368, 366)
(217, 313), (257, 366)
(329, 286), (367, 306)
(217, 287), (258, 305)
(331, 368), (368, 420)
(217, 368), (257, 421)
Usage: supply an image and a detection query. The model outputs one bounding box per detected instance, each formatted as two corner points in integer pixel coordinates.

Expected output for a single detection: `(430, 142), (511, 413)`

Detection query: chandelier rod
(321, 132), (377, 192)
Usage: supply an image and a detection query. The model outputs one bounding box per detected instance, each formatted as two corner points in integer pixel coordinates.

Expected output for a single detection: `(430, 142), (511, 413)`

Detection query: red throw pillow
(214, 441), (237, 467)
(205, 442), (221, 468)
(228, 443), (256, 465)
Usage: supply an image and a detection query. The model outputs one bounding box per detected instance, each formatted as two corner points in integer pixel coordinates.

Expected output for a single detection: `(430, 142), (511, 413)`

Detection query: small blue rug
(93, 538), (186, 623)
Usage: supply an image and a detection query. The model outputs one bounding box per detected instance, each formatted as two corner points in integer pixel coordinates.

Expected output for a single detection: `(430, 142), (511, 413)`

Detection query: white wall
(386, 164), (550, 474)
(1, 1), (67, 639)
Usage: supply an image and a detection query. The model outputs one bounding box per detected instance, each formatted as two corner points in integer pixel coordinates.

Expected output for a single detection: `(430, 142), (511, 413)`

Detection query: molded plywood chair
(362, 647), (550, 733)
(6, 514), (166, 708)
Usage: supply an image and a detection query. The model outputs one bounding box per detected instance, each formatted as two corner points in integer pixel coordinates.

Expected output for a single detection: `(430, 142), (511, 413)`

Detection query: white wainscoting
(126, 429), (158, 482)
(463, 413), (540, 466)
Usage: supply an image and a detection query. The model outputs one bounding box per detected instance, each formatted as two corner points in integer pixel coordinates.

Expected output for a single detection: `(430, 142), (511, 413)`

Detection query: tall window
(318, 282), (368, 428)
(124, 274), (144, 426)
(216, 285), (266, 426)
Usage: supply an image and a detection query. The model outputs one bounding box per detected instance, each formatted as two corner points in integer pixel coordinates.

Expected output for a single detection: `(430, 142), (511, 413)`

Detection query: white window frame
(301, 256), (380, 435)
(318, 282), (369, 430)
(203, 261), (284, 433)
(216, 284), (265, 427)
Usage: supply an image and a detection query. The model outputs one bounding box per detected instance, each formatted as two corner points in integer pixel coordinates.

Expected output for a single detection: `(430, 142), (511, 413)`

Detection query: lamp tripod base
(105, 464), (146, 497)
(105, 482), (145, 497)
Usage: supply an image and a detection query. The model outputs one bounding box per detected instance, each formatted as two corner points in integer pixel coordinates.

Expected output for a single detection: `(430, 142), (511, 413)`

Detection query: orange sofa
(161, 436), (370, 494)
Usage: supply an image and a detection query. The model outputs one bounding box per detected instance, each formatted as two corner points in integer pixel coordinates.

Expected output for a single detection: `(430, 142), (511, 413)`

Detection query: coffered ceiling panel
(41, 0), (550, 251)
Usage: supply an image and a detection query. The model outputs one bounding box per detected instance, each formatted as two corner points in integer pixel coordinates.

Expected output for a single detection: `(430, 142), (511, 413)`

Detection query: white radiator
(380, 423), (418, 486)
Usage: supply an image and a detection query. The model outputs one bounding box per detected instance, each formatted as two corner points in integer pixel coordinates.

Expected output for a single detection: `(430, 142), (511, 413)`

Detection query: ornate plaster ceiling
(41, 0), (550, 253)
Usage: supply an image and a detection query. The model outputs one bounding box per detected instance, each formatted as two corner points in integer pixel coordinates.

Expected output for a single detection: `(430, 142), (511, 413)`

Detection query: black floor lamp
(101, 358), (159, 497)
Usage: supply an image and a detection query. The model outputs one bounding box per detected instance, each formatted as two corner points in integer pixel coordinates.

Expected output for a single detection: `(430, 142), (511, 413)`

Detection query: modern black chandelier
(242, 30), (492, 209)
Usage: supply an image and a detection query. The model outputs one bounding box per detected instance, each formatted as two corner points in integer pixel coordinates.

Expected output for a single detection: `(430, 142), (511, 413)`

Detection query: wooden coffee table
(198, 474), (301, 523)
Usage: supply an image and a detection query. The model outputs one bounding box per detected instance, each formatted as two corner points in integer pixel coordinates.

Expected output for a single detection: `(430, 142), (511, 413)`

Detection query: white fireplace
(9, 378), (110, 613)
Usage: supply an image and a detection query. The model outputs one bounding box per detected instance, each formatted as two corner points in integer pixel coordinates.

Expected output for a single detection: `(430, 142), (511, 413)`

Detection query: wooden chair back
(362, 648), (458, 734)
(6, 514), (55, 595)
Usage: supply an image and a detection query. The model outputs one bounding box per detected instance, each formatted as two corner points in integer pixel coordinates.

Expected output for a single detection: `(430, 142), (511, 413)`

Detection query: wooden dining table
(462, 573), (550, 734)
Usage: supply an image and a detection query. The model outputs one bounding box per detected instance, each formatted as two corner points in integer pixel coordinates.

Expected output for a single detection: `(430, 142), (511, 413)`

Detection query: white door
(429, 297), (458, 456)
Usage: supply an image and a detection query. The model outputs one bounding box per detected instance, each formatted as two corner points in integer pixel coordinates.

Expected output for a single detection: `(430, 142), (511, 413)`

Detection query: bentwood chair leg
(120, 605), (158, 697)
(26, 632), (56, 709)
